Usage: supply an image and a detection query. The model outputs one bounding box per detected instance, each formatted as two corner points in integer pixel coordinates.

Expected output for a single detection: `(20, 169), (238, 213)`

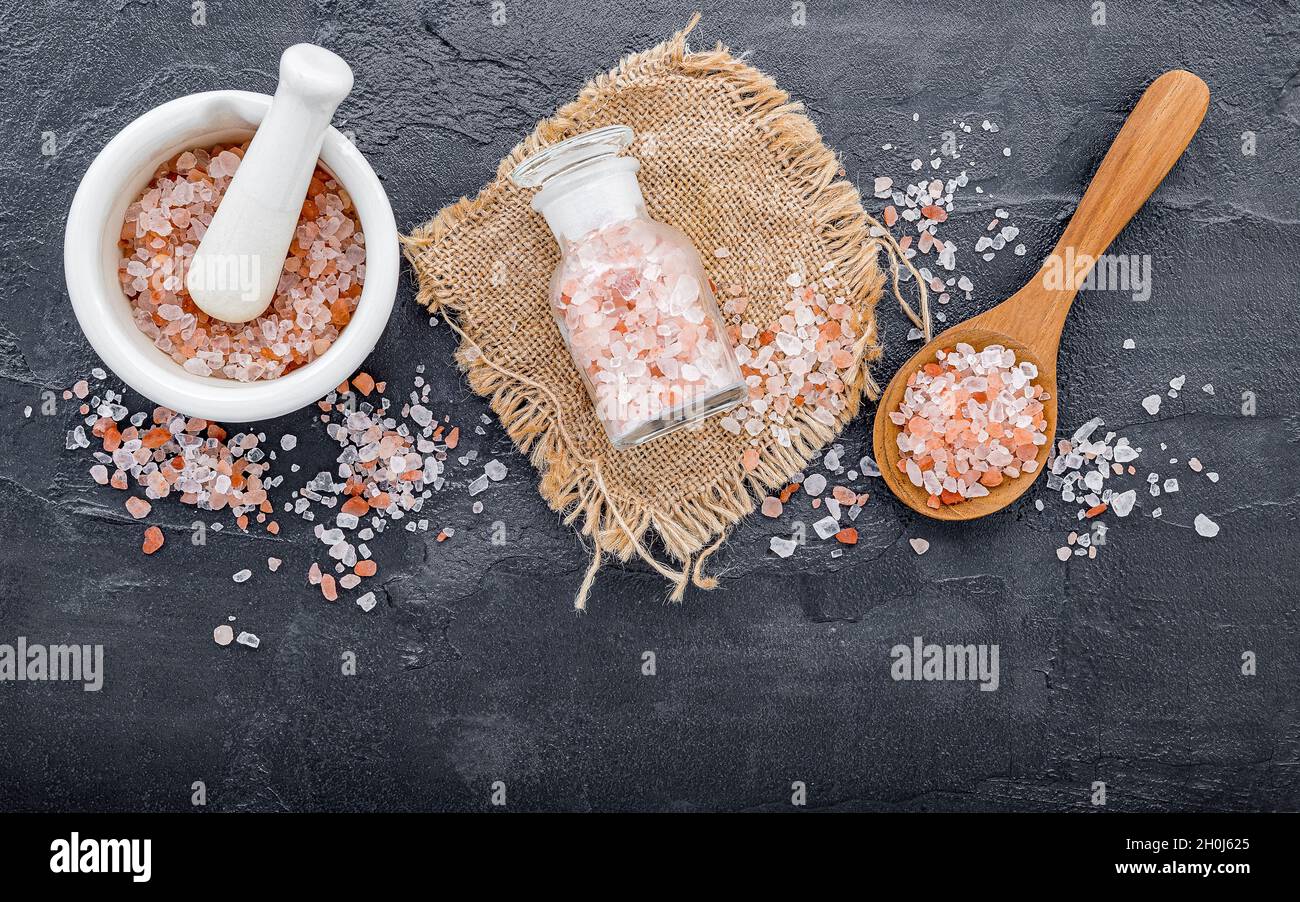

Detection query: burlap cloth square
(404, 16), (923, 609)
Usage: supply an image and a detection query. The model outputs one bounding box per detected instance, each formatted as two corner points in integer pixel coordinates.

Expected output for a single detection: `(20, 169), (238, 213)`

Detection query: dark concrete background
(0, 0), (1297, 812)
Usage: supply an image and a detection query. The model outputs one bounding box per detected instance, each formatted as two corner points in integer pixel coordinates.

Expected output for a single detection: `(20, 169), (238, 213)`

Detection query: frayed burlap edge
(404, 15), (928, 609)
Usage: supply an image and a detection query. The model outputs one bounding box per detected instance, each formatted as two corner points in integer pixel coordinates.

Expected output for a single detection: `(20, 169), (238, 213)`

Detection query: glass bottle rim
(510, 125), (634, 189)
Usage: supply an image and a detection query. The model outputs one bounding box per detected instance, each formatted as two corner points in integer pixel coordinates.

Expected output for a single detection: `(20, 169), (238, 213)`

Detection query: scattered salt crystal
(1056, 547), (1071, 561)
(236, 631), (260, 648)
(232, 569), (252, 583)
(1163, 478), (1179, 493)
(1193, 513), (1219, 538)
(1207, 472), (1219, 483)
(1151, 507), (1162, 518)
(467, 474), (489, 496)
(1169, 375), (1186, 391)
(908, 537), (930, 555)
(213, 625), (234, 646)
(1202, 384), (1214, 395)
(804, 473), (827, 496)
(267, 557), (281, 572)
(813, 516), (839, 540)
(484, 459), (507, 481)
(858, 455), (881, 477)
(1141, 394), (1162, 415)
(760, 497), (783, 518)
(356, 591), (377, 612)
(1122, 338), (1135, 349)
(280, 435), (297, 451)
(770, 536), (797, 558)
(1110, 489), (1136, 517)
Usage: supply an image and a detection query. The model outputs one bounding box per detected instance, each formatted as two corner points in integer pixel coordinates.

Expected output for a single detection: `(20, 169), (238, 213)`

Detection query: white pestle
(186, 44), (354, 324)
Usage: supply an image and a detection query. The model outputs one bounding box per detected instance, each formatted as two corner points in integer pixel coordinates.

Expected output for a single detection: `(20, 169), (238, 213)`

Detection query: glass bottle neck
(531, 157), (646, 244)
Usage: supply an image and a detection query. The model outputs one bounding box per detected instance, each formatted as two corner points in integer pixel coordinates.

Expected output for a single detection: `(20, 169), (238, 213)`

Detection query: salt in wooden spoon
(872, 69), (1209, 521)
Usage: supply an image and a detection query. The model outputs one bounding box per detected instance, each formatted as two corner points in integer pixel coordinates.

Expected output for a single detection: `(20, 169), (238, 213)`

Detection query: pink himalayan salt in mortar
(553, 218), (742, 442)
(118, 141), (366, 382)
(889, 342), (1049, 508)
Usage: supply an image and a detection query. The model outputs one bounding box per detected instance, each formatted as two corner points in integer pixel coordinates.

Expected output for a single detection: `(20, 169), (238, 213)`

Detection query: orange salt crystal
(354, 560), (377, 577)
(341, 496), (369, 517)
(926, 494), (941, 509)
(921, 204), (948, 222)
(125, 496), (152, 519)
(835, 527), (858, 545)
(110, 470), (128, 490)
(436, 530), (449, 543)
(351, 371), (375, 396)
(778, 483), (800, 503)
(831, 485), (857, 505)
(445, 427), (460, 449)
(320, 574), (338, 602)
(267, 521), (280, 535)
(741, 448), (760, 472)
(979, 469), (1003, 487)
(236, 514), (248, 530)
(1085, 503), (1108, 518)
(336, 379), (350, 395)
(141, 526), (164, 555)
(207, 424), (226, 441)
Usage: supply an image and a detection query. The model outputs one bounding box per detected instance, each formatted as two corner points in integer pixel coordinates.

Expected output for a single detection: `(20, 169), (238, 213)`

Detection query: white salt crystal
(467, 474), (489, 496)
(858, 455), (881, 477)
(908, 537), (930, 555)
(1163, 478), (1179, 493)
(485, 459), (507, 481)
(280, 434), (297, 451)
(236, 631), (260, 649)
(232, 569), (252, 583)
(1056, 547), (1071, 561)
(1141, 394), (1162, 415)
(1123, 338), (1135, 349)
(1110, 489), (1136, 517)
(813, 516), (840, 540)
(803, 473), (827, 496)
(1193, 513), (1219, 538)
(356, 591), (377, 612)
(770, 536), (797, 558)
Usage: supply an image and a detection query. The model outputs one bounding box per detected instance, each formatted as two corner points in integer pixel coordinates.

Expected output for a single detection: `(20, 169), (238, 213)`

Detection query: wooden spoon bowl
(874, 327), (1057, 520)
(873, 70), (1209, 521)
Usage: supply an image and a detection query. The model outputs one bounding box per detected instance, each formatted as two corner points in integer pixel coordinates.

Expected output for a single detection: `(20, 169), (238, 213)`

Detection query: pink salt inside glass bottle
(511, 125), (745, 449)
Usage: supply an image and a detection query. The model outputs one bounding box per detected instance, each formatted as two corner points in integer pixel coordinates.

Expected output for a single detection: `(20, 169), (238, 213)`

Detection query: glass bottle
(510, 125), (745, 450)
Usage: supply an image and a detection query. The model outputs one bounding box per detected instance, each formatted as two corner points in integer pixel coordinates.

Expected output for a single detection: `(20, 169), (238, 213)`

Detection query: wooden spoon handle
(1048, 69), (1209, 279)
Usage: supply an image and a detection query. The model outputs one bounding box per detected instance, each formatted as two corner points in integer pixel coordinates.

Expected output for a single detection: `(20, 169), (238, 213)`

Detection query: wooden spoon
(872, 69), (1209, 521)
